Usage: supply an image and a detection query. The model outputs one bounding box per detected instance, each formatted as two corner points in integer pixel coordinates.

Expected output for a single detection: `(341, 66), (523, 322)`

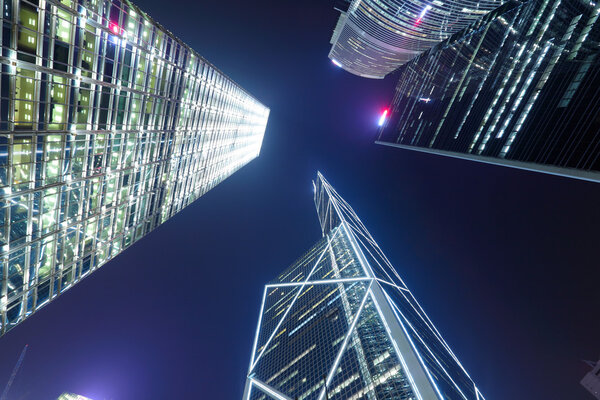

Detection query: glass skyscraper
(244, 173), (484, 400)
(0, 0), (269, 336)
(328, 0), (503, 79)
(377, 0), (600, 182)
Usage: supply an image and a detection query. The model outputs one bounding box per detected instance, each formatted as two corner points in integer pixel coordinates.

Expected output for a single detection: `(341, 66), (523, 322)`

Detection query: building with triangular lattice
(243, 173), (484, 400)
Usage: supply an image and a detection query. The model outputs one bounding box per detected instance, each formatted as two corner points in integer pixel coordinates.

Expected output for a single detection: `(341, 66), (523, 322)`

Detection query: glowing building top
(0, 0), (269, 336)
(328, 0), (504, 78)
(57, 394), (93, 400)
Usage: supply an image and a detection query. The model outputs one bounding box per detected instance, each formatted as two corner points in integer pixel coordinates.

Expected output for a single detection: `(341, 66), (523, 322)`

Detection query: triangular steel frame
(243, 173), (486, 400)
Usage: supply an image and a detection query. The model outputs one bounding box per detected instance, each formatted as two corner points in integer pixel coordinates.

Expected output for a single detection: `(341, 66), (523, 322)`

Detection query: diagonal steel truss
(244, 173), (486, 400)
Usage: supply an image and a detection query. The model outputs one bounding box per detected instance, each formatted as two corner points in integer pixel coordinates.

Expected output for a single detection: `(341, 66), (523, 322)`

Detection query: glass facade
(377, 0), (600, 182)
(328, 0), (503, 79)
(244, 173), (484, 400)
(0, 0), (269, 336)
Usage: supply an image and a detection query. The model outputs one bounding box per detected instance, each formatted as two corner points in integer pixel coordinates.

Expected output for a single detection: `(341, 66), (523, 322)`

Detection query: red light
(110, 22), (119, 34)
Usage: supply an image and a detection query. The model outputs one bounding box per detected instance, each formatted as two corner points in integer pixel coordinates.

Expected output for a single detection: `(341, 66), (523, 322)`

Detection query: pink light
(110, 22), (119, 34)
(415, 5), (432, 26)
(378, 109), (389, 126)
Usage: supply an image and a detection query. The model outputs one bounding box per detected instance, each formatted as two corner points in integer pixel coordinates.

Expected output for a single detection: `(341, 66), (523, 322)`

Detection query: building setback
(328, 0), (503, 79)
(0, 0), (269, 336)
(244, 173), (484, 400)
(377, 0), (600, 182)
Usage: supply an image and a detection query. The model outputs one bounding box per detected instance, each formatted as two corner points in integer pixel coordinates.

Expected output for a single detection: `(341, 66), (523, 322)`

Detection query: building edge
(376, 141), (600, 184)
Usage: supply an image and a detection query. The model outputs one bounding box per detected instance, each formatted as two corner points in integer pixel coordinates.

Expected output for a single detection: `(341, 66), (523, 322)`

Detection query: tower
(376, 0), (600, 182)
(243, 173), (484, 400)
(0, 0), (269, 336)
(328, 0), (504, 78)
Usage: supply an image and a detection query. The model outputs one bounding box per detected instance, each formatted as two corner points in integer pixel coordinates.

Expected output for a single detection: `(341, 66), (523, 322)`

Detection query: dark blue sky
(1, 0), (599, 399)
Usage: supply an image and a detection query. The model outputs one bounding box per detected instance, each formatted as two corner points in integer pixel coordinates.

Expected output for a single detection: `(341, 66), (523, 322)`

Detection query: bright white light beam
(378, 109), (389, 126)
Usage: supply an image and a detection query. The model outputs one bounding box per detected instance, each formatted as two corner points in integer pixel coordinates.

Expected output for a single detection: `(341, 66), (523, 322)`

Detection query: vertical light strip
(248, 286), (268, 370)
(369, 288), (431, 400)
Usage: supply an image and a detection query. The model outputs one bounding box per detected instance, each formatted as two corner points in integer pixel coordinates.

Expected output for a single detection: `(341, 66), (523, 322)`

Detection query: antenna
(1, 344), (28, 400)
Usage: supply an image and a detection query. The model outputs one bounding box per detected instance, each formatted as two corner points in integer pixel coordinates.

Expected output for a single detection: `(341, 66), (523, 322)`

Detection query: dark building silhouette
(377, 0), (600, 182)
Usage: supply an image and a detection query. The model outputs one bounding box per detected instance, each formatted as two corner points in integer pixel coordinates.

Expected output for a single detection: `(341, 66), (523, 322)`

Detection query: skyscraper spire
(244, 173), (484, 400)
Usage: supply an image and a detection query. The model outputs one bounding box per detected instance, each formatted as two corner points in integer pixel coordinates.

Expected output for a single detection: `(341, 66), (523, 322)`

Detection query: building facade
(328, 0), (503, 79)
(0, 0), (269, 336)
(377, 0), (600, 182)
(582, 359), (600, 399)
(243, 173), (484, 400)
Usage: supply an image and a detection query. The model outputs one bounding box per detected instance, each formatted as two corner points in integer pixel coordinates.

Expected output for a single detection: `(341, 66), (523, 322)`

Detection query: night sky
(1, 0), (599, 399)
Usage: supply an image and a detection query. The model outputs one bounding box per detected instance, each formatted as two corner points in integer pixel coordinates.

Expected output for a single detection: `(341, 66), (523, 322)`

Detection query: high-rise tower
(376, 0), (600, 182)
(243, 173), (484, 400)
(328, 0), (504, 79)
(0, 0), (269, 336)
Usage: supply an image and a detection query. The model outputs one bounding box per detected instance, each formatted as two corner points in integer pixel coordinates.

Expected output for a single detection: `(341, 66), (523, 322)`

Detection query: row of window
(1, 0), (269, 335)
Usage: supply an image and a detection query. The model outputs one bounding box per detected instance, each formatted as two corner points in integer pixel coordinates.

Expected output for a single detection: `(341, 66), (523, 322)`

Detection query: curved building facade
(328, 0), (504, 79)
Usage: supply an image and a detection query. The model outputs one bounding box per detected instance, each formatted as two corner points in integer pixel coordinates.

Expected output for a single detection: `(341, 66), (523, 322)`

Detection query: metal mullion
(18, 234), (31, 317)
(1, 254), (7, 334)
(105, 83), (115, 129)
(7, 0), (17, 132)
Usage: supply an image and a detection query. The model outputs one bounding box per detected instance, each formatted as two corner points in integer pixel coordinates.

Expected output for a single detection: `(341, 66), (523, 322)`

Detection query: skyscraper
(376, 0), (600, 183)
(243, 173), (484, 400)
(328, 0), (503, 79)
(0, 0), (269, 336)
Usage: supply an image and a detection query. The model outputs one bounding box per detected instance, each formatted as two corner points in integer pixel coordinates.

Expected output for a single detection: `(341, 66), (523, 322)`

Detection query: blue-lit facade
(377, 0), (600, 182)
(0, 0), (269, 336)
(244, 173), (484, 400)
